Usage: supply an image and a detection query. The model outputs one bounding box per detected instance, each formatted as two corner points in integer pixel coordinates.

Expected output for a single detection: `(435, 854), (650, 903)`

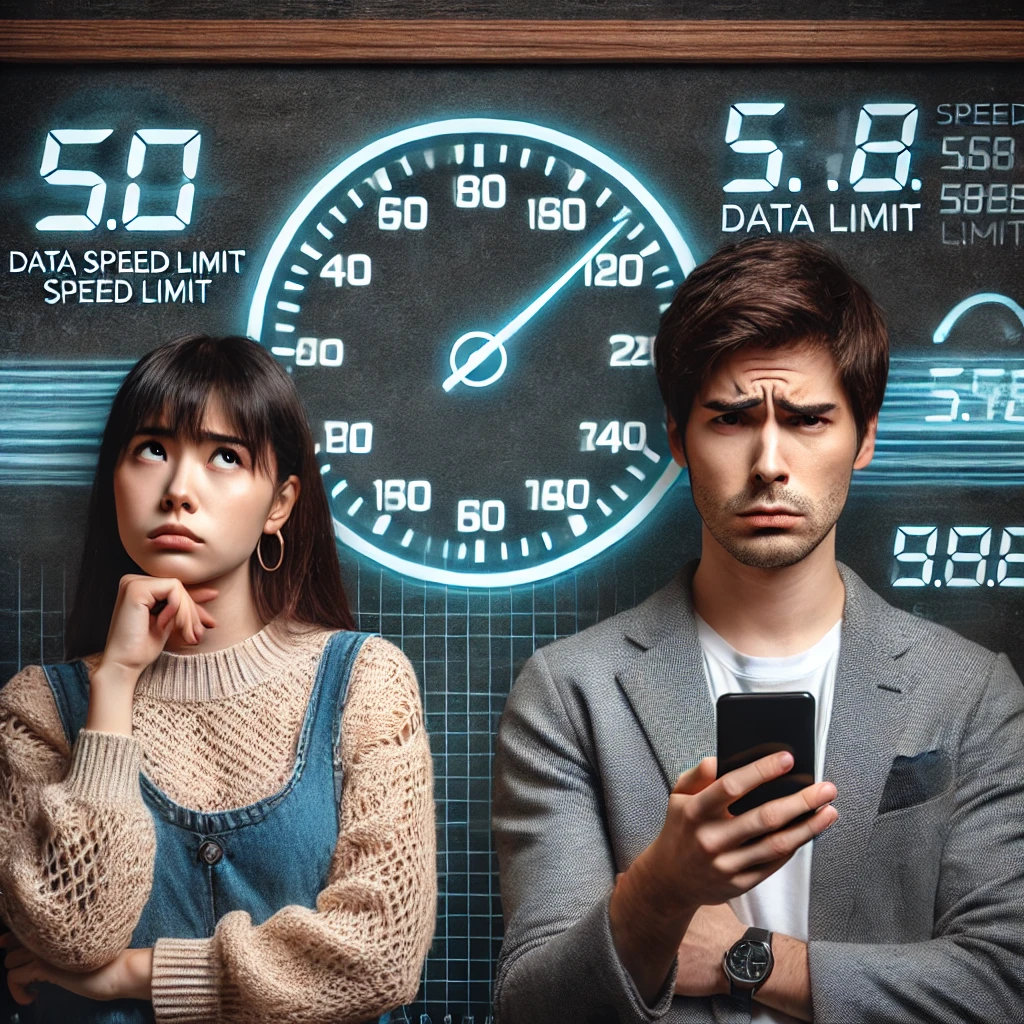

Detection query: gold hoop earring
(257, 530), (285, 572)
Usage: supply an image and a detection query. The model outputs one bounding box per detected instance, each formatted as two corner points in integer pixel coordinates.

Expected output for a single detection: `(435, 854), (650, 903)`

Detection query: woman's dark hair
(654, 237), (889, 449)
(66, 334), (355, 658)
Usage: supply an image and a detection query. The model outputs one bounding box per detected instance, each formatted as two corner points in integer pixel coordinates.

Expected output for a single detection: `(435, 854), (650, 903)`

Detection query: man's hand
(1, 932), (153, 1004)
(637, 753), (837, 914)
(609, 752), (837, 1005)
(674, 902), (746, 998)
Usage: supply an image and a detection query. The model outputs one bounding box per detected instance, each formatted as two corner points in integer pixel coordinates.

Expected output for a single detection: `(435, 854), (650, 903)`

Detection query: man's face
(670, 342), (876, 570)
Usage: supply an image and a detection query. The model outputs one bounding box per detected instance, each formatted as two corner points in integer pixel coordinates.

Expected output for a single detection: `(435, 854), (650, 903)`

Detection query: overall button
(198, 840), (223, 866)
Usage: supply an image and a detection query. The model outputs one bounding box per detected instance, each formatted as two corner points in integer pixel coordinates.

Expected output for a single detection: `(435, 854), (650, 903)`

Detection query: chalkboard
(2, 59), (1023, 1021)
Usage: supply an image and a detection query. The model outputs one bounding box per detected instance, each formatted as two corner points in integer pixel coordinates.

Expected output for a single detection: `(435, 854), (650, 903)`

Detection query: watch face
(727, 940), (772, 983)
(247, 117), (694, 587)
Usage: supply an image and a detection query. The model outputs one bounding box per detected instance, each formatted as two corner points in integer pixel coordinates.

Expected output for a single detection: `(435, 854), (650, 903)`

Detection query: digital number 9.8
(891, 526), (1024, 587)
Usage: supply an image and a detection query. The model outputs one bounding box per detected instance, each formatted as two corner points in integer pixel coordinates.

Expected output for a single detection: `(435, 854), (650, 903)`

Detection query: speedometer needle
(442, 218), (629, 393)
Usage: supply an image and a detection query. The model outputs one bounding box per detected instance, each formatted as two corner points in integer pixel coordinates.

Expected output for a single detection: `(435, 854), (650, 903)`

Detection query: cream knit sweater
(0, 624), (436, 1023)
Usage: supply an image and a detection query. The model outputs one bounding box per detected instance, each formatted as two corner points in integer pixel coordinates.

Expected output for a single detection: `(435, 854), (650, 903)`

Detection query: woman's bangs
(116, 340), (274, 475)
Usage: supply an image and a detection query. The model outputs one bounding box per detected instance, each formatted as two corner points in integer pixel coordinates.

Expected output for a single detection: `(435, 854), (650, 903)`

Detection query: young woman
(0, 334), (436, 1023)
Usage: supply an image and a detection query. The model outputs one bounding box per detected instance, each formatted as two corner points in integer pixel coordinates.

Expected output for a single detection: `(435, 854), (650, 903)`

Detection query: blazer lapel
(808, 563), (914, 940)
(615, 564), (717, 789)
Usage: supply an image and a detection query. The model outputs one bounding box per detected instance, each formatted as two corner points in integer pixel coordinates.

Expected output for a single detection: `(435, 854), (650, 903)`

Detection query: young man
(492, 238), (1024, 1024)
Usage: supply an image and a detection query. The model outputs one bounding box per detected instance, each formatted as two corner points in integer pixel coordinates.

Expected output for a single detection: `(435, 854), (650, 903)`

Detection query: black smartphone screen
(715, 692), (816, 816)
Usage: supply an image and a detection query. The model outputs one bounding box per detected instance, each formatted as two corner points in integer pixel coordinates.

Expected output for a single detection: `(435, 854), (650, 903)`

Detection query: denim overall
(25, 630), (405, 1024)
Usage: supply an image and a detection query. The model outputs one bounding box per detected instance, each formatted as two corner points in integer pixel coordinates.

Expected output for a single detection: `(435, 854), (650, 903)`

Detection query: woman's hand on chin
(86, 574), (218, 734)
(1, 932), (153, 1005)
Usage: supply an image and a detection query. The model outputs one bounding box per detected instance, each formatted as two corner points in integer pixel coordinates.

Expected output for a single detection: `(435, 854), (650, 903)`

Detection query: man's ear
(853, 416), (878, 470)
(264, 475), (301, 533)
(667, 414), (687, 469)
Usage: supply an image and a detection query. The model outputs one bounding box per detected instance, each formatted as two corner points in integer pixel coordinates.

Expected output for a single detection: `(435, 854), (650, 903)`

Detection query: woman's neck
(163, 559), (266, 654)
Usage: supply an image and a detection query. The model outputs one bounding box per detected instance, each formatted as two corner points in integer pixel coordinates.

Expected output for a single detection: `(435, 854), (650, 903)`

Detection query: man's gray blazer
(492, 561), (1024, 1024)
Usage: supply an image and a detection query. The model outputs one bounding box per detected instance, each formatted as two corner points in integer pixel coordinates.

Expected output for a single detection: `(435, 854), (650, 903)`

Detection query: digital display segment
(1, 62), (1022, 1022)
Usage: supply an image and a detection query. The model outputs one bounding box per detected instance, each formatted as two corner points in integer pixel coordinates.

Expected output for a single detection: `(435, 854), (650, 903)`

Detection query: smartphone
(715, 692), (815, 816)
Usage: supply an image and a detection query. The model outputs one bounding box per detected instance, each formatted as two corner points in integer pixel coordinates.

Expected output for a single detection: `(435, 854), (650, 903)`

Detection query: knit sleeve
(0, 663), (157, 971)
(150, 636), (437, 1024)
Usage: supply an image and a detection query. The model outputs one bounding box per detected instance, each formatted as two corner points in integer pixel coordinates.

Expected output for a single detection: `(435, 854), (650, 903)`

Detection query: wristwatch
(723, 926), (774, 1008)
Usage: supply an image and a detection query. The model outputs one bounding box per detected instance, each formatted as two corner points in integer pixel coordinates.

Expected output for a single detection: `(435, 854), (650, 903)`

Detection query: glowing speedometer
(248, 118), (694, 587)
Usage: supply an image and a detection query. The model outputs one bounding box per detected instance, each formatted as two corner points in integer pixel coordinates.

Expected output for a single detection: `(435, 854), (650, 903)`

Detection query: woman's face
(113, 394), (299, 586)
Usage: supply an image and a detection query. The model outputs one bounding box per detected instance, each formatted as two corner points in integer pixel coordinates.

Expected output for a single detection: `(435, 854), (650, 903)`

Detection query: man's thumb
(672, 756), (717, 795)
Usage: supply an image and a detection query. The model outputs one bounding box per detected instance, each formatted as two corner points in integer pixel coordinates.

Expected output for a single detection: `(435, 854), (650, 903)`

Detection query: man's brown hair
(654, 237), (889, 447)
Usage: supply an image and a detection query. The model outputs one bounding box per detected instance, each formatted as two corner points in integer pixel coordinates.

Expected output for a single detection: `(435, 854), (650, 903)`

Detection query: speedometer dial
(247, 118), (694, 587)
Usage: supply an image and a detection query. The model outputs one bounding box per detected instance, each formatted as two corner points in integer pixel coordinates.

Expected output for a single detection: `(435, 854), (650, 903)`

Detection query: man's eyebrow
(700, 397), (837, 417)
(775, 399), (837, 417)
(702, 396), (763, 412)
(136, 425), (252, 450)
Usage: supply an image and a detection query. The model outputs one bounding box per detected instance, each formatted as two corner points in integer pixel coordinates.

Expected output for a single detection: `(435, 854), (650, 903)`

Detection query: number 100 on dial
(248, 118), (695, 586)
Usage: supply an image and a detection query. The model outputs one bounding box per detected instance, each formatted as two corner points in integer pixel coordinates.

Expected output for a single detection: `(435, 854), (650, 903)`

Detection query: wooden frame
(1, 19), (1022, 63)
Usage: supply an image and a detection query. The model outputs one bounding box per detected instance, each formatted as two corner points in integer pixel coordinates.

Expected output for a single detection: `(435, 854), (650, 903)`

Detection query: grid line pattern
(344, 553), (642, 1021)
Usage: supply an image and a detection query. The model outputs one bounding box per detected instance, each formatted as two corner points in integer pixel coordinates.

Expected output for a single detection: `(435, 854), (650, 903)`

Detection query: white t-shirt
(696, 615), (841, 1024)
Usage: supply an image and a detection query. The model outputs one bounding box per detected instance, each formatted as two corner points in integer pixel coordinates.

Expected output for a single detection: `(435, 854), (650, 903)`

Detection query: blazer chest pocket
(877, 748), (953, 815)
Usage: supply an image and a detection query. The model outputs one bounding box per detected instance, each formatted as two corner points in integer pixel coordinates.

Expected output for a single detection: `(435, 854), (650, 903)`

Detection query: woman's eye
(136, 440), (165, 461)
(211, 448), (242, 468)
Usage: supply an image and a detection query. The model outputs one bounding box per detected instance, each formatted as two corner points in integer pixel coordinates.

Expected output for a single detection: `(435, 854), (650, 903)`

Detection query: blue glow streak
(932, 293), (1024, 344)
